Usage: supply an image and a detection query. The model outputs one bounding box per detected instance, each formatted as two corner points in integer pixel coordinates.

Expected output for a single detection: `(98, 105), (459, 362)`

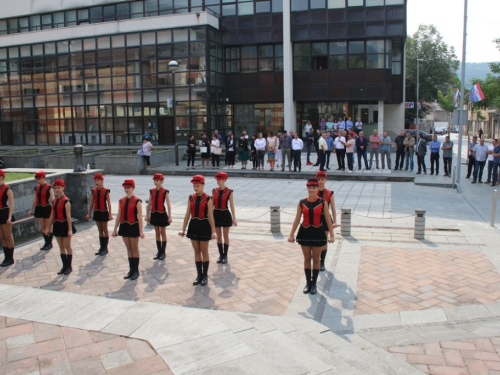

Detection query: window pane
(348, 0), (363, 5)
(174, 29), (188, 42)
(312, 42), (328, 55)
(366, 40), (384, 53)
(103, 5), (115, 21)
(294, 57), (310, 70)
(116, 3), (130, 19)
(226, 47), (239, 59)
(53, 12), (64, 26)
(259, 45), (274, 58)
(226, 61), (239, 73)
(256, 1), (271, 13)
(386, 0), (405, 4)
(238, 2), (254, 15)
(311, 0), (326, 9)
(366, 0), (384, 5)
(90, 7), (102, 21)
(272, 0), (283, 12)
(241, 46), (257, 58)
(328, 55), (347, 69)
(349, 41), (364, 53)
(291, 0), (308, 11)
(222, 4), (236, 16)
(329, 41), (346, 54)
(78, 9), (89, 20)
(131, 1), (144, 16)
(349, 55), (365, 68)
(259, 58), (273, 71)
(366, 54), (384, 68)
(241, 59), (257, 73)
(293, 43), (310, 56)
(328, 0), (346, 8)
(275, 57), (283, 71)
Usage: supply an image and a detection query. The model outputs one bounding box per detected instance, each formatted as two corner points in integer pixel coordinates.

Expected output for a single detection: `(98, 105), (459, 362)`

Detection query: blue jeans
(357, 150), (369, 169)
(492, 162), (500, 185)
(405, 151), (414, 170)
(306, 143), (312, 162)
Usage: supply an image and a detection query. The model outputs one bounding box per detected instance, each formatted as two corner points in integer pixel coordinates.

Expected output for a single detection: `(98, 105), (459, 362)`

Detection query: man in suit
(355, 131), (370, 170)
(416, 133), (427, 174)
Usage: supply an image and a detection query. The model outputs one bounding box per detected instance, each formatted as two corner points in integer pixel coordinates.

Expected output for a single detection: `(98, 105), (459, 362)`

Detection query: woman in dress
(288, 178), (334, 295)
(0, 170), (15, 267)
(186, 134), (197, 170)
(86, 173), (112, 256)
(316, 171), (338, 272)
(112, 179), (144, 281)
(212, 172), (237, 264)
(238, 133), (249, 170)
(210, 134), (221, 169)
(267, 131), (278, 171)
(28, 171), (54, 251)
(179, 175), (216, 286)
(146, 173), (172, 261)
(47, 179), (75, 275)
(142, 138), (153, 170)
(226, 133), (236, 169)
(254, 133), (266, 171)
(199, 133), (211, 169)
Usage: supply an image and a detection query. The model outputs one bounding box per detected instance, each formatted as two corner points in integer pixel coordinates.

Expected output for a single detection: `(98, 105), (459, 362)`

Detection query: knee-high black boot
(216, 243), (223, 263)
(193, 261), (203, 285)
(40, 234), (48, 251)
(201, 261), (209, 286)
(303, 268), (311, 294)
(159, 241), (166, 260)
(0, 247), (14, 267)
(45, 234), (53, 251)
(310, 269), (320, 295)
(130, 258), (139, 280)
(320, 249), (327, 271)
(124, 258), (133, 279)
(57, 254), (67, 274)
(64, 254), (73, 275)
(154, 241), (162, 260)
(222, 244), (229, 264)
(100, 237), (109, 256)
(95, 237), (104, 255)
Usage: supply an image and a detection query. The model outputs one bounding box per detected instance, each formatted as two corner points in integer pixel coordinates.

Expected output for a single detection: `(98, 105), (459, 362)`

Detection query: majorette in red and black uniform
(186, 191), (212, 241)
(212, 186), (233, 227)
(91, 182), (111, 222)
(318, 188), (334, 231)
(118, 194), (142, 238)
(0, 181), (15, 224)
(51, 183), (74, 238)
(149, 184), (170, 227)
(296, 196), (327, 247)
(34, 171), (53, 218)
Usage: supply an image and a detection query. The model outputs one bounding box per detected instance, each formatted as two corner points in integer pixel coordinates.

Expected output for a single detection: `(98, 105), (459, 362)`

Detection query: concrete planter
(95, 149), (178, 174)
(2, 153), (44, 169)
(44, 152), (94, 170)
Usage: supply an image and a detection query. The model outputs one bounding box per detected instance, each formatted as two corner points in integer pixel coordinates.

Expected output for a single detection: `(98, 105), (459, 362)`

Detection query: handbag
(137, 149), (144, 156)
(213, 147), (222, 155)
(200, 146), (208, 153)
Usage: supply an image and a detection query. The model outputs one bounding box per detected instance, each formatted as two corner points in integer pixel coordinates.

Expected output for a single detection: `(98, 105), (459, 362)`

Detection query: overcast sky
(407, 0), (500, 63)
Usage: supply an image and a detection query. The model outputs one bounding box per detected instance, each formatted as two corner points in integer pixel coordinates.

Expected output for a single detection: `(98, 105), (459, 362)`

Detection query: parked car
(434, 127), (447, 135)
(402, 130), (433, 143)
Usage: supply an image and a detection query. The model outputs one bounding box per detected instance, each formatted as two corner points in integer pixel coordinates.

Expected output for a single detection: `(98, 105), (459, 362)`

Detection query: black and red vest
(149, 188), (168, 213)
(52, 195), (69, 223)
(0, 183), (11, 210)
(189, 193), (210, 219)
(119, 196), (140, 224)
(300, 197), (325, 227)
(92, 187), (110, 212)
(318, 189), (333, 206)
(35, 183), (52, 206)
(212, 187), (232, 210)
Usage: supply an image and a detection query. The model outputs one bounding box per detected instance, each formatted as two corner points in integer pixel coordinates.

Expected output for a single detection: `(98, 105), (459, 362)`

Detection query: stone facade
(95, 149), (179, 174)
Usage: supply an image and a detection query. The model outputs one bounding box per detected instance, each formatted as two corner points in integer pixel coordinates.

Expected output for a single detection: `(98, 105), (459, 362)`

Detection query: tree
(437, 87), (456, 132)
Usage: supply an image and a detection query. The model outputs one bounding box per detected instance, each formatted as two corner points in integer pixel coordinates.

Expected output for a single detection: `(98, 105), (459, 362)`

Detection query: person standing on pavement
(225, 133), (236, 169)
(369, 130), (381, 169)
(416, 134), (427, 174)
(199, 133), (211, 169)
(334, 131), (346, 171)
(379, 131), (392, 170)
(338, 118), (346, 133)
(466, 136), (478, 179)
(306, 127), (314, 165)
(429, 135), (441, 175)
(320, 117), (327, 131)
(325, 131), (334, 170)
(238, 134), (249, 170)
(316, 171), (337, 272)
(441, 136), (454, 177)
(86, 173), (112, 256)
(142, 138), (153, 170)
(313, 129), (321, 166)
(280, 130), (292, 172)
(267, 131), (279, 171)
(403, 132), (415, 171)
(292, 132), (303, 172)
(213, 172), (237, 264)
(254, 133), (266, 171)
(326, 117), (334, 132)
(355, 118), (363, 134)
(28, 171), (54, 251)
(356, 131), (369, 170)
(179, 175), (216, 286)
(492, 144), (500, 186)
(394, 130), (406, 170)
(288, 178), (334, 295)
(210, 134), (221, 169)
(472, 138), (489, 184)
(304, 120), (312, 136)
(0, 170), (15, 268)
(485, 139), (498, 184)
(186, 134), (197, 170)
(345, 133), (355, 173)
(146, 174), (172, 261)
(318, 132), (328, 172)
(250, 134), (258, 170)
(346, 117), (354, 133)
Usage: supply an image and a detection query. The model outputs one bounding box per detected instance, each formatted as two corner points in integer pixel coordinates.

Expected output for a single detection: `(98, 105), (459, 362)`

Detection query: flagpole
(456, 0), (468, 188)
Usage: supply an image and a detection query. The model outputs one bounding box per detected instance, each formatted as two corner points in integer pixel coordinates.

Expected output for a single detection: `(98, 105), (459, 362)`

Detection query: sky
(407, 0), (500, 63)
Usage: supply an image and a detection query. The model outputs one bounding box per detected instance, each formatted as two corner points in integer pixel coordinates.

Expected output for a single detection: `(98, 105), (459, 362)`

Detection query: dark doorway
(373, 111), (379, 124)
(361, 109), (369, 124)
(158, 117), (175, 145)
(0, 122), (14, 145)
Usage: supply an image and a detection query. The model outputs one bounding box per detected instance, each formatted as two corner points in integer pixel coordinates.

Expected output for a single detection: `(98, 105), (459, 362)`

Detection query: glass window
(78, 9), (89, 20)
(272, 0), (283, 12)
(97, 37), (110, 50)
(84, 37), (97, 50)
(8, 19), (18, 32)
(127, 33), (141, 46)
(239, 2), (254, 15)
(328, 55), (347, 69)
(328, 0), (345, 8)
(256, 1), (271, 12)
(275, 44), (283, 57)
(259, 45), (274, 58)
(90, 7), (102, 22)
(241, 59), (257, 73)
(349, 55), (365, 68)
(311, 0), (326, 8)
(64, 11), (76, 26)
(386, 0), (404, 4)
(275, 57), (283, 71)
(112, 35), (125, 48)
(142, 32), (156, 45)
(349, 41), (364, 53)
(116, 3), (130, 20)
(222, 4), (236, 16)
(103, 5), (116, 21)
(259, 58), (273, 71)
(366, 54), (384, 68)
(294, 57), (310, 71)
(19, 18), (29, 30)
(131, 1), (144, 17)
(312, 42), (328, 55)
(174, 29), (189, 42)
(0, 20), (7, 35)
(291, 0), (308, 11)
(174, 0), (188, 8)
(241, 46), (257, 58)
(329, 41), (346, 54)
(366, 40), (384, 53)
(226, 47), (239, 59)
(53, 12), (64, 26)
(190, 28), (206, 41)
(348, 0), (363, 5)
(293, 43), (310, 56)
(226, 61), (239, 73)
(145, 0), (159, 15)
(158, 30), (172, 43)
(366, 0), (384, 5)
(41, 14), (52, 29)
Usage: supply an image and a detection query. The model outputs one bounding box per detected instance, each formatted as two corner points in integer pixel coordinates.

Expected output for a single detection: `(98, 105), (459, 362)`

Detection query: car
(402, 130), (433, 143)
(434, 127), (447, 135)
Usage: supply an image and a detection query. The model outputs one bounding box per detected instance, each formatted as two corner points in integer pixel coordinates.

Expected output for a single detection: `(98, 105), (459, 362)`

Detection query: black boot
(130, 258), (139, 280)
(154, 241), (162, 260)
(159, 241), (166, 260)
(303, 268), (311, 294)
(320, 249), (327, 272)
(222, 244), (228, 264)
(100, 237), (108, 256)
(40, 234), (48, 251)
(64, 254), (73, 275)
(201, 261), (209, 286)
(310, 269), (320, 295)
(0, 247), (14, 267)
(216, 243), (223, 263)
(124, 258), (133, 279)
(57, 254), (67, 275)
(193, 261), (203, 285)
(45, 234), (53, 251)
(95, 237), (104, 255)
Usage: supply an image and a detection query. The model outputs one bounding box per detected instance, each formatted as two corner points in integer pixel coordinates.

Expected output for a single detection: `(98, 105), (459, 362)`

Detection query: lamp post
(456, 0), (468, 187)
(169, 60), (179, 164)
(416, 58), (424, 135)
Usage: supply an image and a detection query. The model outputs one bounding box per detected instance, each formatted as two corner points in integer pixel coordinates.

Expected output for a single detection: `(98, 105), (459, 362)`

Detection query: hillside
(456, 62), (496, 85)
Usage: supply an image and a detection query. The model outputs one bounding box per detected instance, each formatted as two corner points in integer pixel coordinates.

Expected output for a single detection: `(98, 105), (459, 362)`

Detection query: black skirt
(321, 214), (334, 232)
(118, 222), (140, 238)
(150, 212), (170, 227)
(0, 208), (15, 224)
(93, 210), (110, 222)
(53, 221), (77, 237)
(186, 219), (211, 241)
(296, 225), (327, 247)
(213, 209), (233, 228)
(34, 205), (51, 218)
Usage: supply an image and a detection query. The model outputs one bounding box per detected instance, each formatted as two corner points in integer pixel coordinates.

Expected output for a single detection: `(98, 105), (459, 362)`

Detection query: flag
(469, 82), (485, 102)
(453, 89), (460, 108)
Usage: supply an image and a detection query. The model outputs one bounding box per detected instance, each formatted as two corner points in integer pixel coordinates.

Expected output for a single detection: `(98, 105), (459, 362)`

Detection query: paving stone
(100, 349), (133, 370)
(6, 333), (35, 349)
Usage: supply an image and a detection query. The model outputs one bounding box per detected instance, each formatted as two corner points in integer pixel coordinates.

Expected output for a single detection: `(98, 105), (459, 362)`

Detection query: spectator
(210, 134), (221, 169)
(254, 133), (266, 171)
(325, 131), (334, 170)
(356, 131), (370, 170)
(224, 130), (233, 165)
(429, 134), (441, 175)
(280, 130), (292, 172)
(442, 136), (454, 177)
(486, 139), (498, 184)
(304, 120), (313, 136)
(292, 132), (303, 172)
(346, 133), (355, 173)
(466, 136), (478, 179)
(238, 133), (249, 170)
(142, 138), (153, 170)
(318, 132), (328, 172)
(346, 117), (354, 132)
(394, 130), (405, 171)
(479, 128), (483, 139)
(492, 142), (500, 187)
(226, 133), (236, 169)
(320, 117), (327, 131)
(403, 132), (415, 171)
(276, 132), (282, 169)
(416, 134), (427, 174)
(199, 132), (211, 169)
(250, 134), (258, 170)
(369, 129), (381, 169)
(355, 118), (363, 134)
(333, 118), (339, 137)
(472, 138), (489, 183)
(306, 127), (314, 165)
(267, 131), (278, 171)
(338, 118), (346, 132)
(379, 131), (392, 170)
(186, 134), (197, 170)
(326, 117), (334, 132)
(214, 129), (223, 142)
(334, 131), (346, 172)
(312, 129), (321, 166)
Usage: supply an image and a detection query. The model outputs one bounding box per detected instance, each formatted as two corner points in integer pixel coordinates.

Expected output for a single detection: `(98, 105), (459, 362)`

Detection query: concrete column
(378, 100), (384, 135)
(341, 208), (351, 237)
(270, 206), (281, 233)
(414, 209), (426, 240)
(283, 0), (296, 133)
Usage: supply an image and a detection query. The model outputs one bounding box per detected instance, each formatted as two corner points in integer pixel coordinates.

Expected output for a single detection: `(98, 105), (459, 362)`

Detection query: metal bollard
(491, 190), (498, 227)
(341, 208), (351, 237)
(73, 144), (86, 172)
(270, 206), (280, 233)
(175, 143), (179, 166)
(414, 209), (426, 240)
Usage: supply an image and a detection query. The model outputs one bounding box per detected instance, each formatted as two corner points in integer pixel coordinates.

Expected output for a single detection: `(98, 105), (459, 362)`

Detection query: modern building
(0, 0), (406, 146)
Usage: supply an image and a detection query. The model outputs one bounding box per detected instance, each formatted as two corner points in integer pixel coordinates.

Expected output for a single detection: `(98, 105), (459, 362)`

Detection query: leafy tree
(437, 87), (457, 131)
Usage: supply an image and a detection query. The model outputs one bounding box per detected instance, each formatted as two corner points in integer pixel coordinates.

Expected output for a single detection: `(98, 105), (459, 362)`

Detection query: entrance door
(158, 117), (175, 145)
(0, 122), (13, 145)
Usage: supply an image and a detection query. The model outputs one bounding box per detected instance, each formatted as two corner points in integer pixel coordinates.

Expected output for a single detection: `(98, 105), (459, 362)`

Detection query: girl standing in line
(146, 173), (172, 261)
(316, 171), (338, 272)
(212, 172), (237, 264)
(47, 179), (76, 275)
(112, 179), (144, 281)
(28, 171), (54, 251)
(0, 170), (15, 267)
(179, 175), (216, 286)
(288, 178), (334, 295)
(86, 173), (112, 256)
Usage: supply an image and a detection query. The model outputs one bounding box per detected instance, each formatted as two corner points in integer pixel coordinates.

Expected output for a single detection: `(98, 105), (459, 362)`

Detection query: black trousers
(187, 150), (196, 167)
(318, 151), (326, 171)
(226, 151), (236, 166)
(292, 150), (302, 171)
(467, 155), (476, 178)
(443, 157), (452, 175)
(395, 149), (405, 169)
(430, 152), (439, 174)
(417, 154), (426, 173)
(336, 149), (346, 170)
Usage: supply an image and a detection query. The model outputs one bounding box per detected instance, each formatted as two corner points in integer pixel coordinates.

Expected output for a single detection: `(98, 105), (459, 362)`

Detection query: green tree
(437, 87), (457, 131)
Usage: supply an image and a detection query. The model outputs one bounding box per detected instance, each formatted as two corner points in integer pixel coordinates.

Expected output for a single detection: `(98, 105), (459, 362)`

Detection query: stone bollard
(341, 208), (351, 236)
(73, 144), (86, 172)
(414, 209), (426, 240)
(270, 206), (280, 233)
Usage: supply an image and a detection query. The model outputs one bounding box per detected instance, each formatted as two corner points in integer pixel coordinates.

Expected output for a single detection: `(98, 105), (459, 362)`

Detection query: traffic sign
(405, 102), (415, 108)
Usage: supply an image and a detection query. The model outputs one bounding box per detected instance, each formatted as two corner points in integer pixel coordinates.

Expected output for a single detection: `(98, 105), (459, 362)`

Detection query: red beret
(214, 172), (228, 180)
(315, 171), (327, 179)
(0, 170), (5, 177)
(307, 178), (319, 187)
(93, 173), (104, 180)
(53, 179), (66, 187)
(153, 173), (164, 181)
(35, 170), (46, 179)
(122, 179), (135, 187)
(190, 175), (205, 184)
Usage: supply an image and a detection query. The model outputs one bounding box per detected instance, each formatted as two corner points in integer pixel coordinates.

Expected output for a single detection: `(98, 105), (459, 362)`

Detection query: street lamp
(416, 58), (424, 136)
(169, 60), (179, 164)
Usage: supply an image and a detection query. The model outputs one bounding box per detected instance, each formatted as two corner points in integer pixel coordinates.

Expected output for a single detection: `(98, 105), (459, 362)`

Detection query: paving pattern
(387, 337), (500, 375)
(355, 247), (500, 315)
(0, 316), (172, 375)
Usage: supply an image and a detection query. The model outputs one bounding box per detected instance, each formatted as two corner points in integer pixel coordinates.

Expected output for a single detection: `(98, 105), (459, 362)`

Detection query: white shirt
(355, 121), (363, 129)
(292, 138), (304, 150)
(488, 145), (495, 161)
(338, 121), (346, 130)
(210, 139), (220, 152)
(254, 138), (267, 150)
(334, 136), (345, 149)
(305, 124), (312, 134)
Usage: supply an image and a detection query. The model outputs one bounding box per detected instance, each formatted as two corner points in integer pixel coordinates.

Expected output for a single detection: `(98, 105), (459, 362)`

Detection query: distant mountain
(456, 62), (496, 85)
